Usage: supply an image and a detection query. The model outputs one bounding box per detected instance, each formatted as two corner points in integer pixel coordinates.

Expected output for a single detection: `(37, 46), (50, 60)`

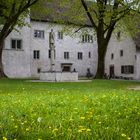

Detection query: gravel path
(128, 86), (140, 91)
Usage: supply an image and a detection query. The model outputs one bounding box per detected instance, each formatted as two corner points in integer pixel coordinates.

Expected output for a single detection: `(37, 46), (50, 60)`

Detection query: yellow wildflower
(80, 117), (85, 120)
(78, 130), (82, 133)
(81, 128), (86, 131)
(52, 128), (58, 132)
(15, 126), (18, 129)
(69, 118), (73, 121)
(121, 133), (126, 137)
(3, 137), (7, 140)
(86, 129), (91, 132)
(26, 128), (30, 131)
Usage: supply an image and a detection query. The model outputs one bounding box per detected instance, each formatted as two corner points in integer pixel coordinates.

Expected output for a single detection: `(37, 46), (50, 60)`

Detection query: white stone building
(105, 32), (140, 80)
(1, 2), (140, 80)
(2, 17), (98, 78)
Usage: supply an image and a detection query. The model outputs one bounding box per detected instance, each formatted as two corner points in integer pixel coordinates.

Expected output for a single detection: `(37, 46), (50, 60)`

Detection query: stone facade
(40, 72), (78, 82)
(105, 33), (139, 80)
(2, 19), (98, 78)
(3, 18), (31, 78)
(2, 18), (140, 80)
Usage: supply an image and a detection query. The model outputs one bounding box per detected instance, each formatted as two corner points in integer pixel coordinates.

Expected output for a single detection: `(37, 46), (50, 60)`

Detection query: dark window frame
(111, 53), (114, 60)
(33, 50), (40, 60)
(121, 65), (134, 74)
(34, 30), (44, 39)
(37, 68), (41, 73)
(78, 52), (83, 60)
(64, 52), (69, 59)
(120, 50), (123, 57)
(58, 31), (63, 39)
(48, 50), (51, 58)
(82, 34), (93, 43)
(89, 52), (91, 58)
(11, 39), (22, 50)
(117, 31), (121, 40)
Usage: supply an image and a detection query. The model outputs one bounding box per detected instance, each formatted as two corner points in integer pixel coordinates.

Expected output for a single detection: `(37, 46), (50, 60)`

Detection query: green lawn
(0, 79), (140, 140)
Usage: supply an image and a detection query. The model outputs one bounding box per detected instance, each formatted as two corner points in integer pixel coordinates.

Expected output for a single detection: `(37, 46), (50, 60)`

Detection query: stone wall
(30, 21), (98, 78)
(2, 17), (31, 78)
(2, 20), (98, 78)
(40, 72), (78, 82)
(105, 34), (136, 79)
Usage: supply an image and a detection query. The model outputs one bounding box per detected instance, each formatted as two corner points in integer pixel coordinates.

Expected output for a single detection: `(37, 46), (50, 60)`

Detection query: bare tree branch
(80, 0), (97, 31)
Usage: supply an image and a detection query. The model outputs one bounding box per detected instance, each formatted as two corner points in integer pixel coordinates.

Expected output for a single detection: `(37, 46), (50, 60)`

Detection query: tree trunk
(0, 40), (7, 78)
(96, 39), (108, 79)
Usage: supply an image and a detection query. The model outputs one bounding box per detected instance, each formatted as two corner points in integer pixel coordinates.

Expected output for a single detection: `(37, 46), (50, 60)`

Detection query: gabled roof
(31, 0), (92, 27)
(31, 0), (140, 46)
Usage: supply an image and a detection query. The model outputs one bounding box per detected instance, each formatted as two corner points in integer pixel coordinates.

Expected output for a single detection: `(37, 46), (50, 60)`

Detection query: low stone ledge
(40, 72), (78, 82)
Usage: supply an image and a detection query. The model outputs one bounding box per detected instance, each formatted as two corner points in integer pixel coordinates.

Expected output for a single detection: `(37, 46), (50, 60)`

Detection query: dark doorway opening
(61, 63), (72, 72)
(62, 66), (71, 72)
(110, 65), (115, 78)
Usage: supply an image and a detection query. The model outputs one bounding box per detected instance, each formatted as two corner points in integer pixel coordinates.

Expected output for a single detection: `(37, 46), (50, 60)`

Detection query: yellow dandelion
(69, 118), (73, 121)
(3, 137), (7, 140)
(78, 130), (82, 133)
(86, 129), (91, 132)
(52, 128), (58, 132)
(121, 133), (126, 137)
(14, 126), (18, 129)
(80, 116), (85, 120)
(26, 128), (30, 131)
(81, 128), (86, 131)
(24, 120), (27, 123)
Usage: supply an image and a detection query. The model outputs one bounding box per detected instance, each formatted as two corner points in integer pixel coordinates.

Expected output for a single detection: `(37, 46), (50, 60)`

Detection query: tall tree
(79, 0), (140, 78)
(0, 0), (40, 77)
(45, 0), (140, 78)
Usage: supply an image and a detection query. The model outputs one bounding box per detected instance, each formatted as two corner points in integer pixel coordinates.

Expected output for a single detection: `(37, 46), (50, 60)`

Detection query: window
(111, 53), (114, 60)
(82, 35), (85, 42)
(121, 65), (134, 74)
(78, 52), (83, 60)
(37, 68), (41, 73)
(11, 39), (22, 50)
(33, 50), (40, 59)
(117, 31), (121, 40)
(48, 50), (51, 58)
(64, 52), (69, 59)
(82, 34), (93, 43)
(120, 50), (123, 57)
(58, 31), (63, 39)
(89, 52), (91, 58)
(34, 30), (44, 38)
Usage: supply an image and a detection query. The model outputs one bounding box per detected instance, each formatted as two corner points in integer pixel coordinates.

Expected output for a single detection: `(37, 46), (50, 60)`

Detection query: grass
(0, 79), (140, 140)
